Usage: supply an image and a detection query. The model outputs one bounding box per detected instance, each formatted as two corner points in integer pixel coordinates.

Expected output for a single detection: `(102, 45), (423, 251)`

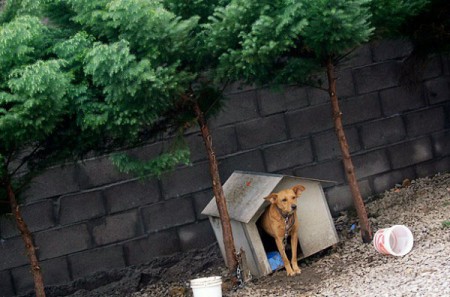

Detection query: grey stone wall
(1, 40), (449, 296)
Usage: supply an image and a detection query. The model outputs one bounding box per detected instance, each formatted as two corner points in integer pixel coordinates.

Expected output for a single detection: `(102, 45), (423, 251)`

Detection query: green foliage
(442, 220), (450, 228)
(301, 0), (373, 59)
(0, 0), (43, 24)
(398, 0), (450, 55)
(0, 15), (48, 77)
(65, 0), (199, 62)
(40, 0), (224, 182)
(370, 0), (430, 36)
(205, 0), (431, 86)
(1, 60), (70, 148)
(111, 147), (191, 178)
(204, 0), (318, 84)
(164, 0), (229, 23)
(0, 16), (73, 156)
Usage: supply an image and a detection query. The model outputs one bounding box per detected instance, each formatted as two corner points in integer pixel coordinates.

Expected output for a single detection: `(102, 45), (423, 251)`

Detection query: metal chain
(235, 251), (245, 288)
(283, 216), (290, 248)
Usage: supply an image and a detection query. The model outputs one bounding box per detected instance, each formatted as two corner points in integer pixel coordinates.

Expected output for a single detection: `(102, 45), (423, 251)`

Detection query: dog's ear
(292, 184), (306, 196)
(264, 193), (278, 204)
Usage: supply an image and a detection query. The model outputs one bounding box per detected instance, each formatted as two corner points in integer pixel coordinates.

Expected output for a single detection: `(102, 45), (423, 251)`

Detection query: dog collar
(275, 205), (296, 240)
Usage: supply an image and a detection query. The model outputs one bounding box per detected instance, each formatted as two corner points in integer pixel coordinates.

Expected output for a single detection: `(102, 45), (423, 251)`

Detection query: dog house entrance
(202, 171), (339, 277)
(255, 216), (304, 271)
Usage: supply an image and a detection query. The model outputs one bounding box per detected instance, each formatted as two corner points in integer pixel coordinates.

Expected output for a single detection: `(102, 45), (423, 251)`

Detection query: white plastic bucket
(373, 225), (414, 256)
(190, 276), (222, 297)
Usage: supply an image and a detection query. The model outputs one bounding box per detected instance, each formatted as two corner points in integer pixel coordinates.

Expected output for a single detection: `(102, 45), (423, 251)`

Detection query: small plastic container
(190, 276), (222, 297)
(373, 225), (414, 256)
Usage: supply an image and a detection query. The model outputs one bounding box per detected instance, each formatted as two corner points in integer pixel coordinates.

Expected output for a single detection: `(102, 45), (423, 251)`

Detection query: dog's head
(264, 184), (306, 214)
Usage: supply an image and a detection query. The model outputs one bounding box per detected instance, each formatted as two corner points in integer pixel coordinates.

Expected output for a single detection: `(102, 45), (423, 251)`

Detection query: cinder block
(92, 211), (142, 246)
(335, 67), (356, 99)
(341, 93), (382, 125)
(76, 156), (130, 189)
(59, 191), (105, 225)
(0, 216), (16, 239)
(192, 190), (214, 220)
(12, 257), (71, 295)
(223, 81), (257, 94)
(2, 200), (55, 239)
(425, 77), (450, 104)
(263, 139), (313, 172)
(433, 130), (450, 157)
(380, 86), (426, 116)
(10, 266), (33, 296)
(352, 150), (390, 179)
(218, 150), (266, 182)
(283, 86), (309, 111)
(141, 197), (196, 233)
(211, 90), (259, 127)
(178, 220), (216, 252)
(161, 162), (211, 199)
(0, 270), (15, 297)
(294, 160), (346, 184)
(236, 114), (288, 150)
(124, 230), (181, 266)
(103, 179), (160, 213)
(39, 256), (71, 287)
(405, 107), (445, 137)
(257, 88), (286, 116)
(389, 138), (433, 169)
(286, 103), (333, 138)
(257, 86), (309, 115)
(35, 224), (90, 260)
(415, 156), (450, 177)
(0, 237), (29, 270)
(340, 44), (373, 68)
(186, 126), (238, 162)
(313, 128), (360, 161)
(125, 141), (163, 161)
(307, 87), (329, 106)
(372, 167), (416, 194)
(325, 180), (372, 216)
(354, 61), (401, 94)
(443, 54), (450, 75)
(68, 245), (125, 279)
(372, 39), (413, 62)
(421, 55), (443, 80)
(361, 116), (406, 149)
(24, 165), (79, 201)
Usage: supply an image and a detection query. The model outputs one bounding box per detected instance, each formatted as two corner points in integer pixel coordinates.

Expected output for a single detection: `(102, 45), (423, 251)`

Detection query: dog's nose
(291, 204), (297, 210)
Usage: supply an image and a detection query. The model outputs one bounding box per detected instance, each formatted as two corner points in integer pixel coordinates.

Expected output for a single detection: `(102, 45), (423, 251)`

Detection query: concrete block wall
(1, 40), (449, 296)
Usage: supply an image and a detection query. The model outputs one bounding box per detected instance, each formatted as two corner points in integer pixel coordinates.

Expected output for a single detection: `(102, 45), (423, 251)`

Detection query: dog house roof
(201, 171), (332, 224)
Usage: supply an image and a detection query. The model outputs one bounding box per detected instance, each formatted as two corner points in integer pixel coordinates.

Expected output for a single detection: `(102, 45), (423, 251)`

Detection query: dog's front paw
(293, 267), (302, 275)
(286, 269), (296, 277)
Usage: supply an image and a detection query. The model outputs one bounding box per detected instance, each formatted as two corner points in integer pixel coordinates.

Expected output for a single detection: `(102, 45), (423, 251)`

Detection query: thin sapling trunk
(6, 181), (46, 297)
(193, 101), (239, 278)
(326, 58), (373, 243)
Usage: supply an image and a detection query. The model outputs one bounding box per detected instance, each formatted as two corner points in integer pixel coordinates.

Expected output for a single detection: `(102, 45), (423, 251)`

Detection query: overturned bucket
(373, 225), (414, 256)
(190, 276), (222, 297)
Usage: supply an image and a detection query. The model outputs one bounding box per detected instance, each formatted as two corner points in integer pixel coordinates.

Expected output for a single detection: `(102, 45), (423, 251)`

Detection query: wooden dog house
(202, 171), (339, 277)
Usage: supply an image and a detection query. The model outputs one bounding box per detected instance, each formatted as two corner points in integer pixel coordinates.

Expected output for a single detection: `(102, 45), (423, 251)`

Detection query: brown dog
(260, 184), (306, 276)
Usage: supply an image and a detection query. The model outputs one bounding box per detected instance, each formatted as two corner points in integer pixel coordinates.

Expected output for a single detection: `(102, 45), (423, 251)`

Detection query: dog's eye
(282, 198), (287, 202)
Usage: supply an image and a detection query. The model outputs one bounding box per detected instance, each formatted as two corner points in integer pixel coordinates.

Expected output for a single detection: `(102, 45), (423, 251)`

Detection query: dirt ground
(31, 172), (450, 297)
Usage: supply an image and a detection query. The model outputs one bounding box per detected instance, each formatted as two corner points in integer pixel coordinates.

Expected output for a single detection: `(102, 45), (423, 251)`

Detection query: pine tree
(205, 0), (429, 243)
(43, 0), (240, 280)
(0, 5), (101, 295)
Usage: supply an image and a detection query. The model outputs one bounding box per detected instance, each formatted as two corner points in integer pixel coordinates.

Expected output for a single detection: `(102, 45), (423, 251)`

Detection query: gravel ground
(41, 173), (450, 297)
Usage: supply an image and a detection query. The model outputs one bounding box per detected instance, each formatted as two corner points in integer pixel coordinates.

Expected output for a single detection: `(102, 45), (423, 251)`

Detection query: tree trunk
(326, 58), (373, 243)
(6, 181), (46, 297)
(193, 101), (238, 277)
